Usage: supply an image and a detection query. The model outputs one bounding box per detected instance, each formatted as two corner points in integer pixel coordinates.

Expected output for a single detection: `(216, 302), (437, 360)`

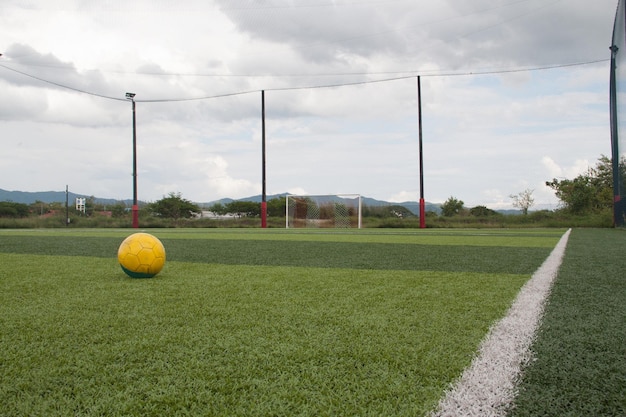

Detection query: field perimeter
(0, 228), (577, 416)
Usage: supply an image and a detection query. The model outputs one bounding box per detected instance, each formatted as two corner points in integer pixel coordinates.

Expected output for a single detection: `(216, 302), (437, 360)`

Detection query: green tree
(225, 201), (260, 217)
(440, 196), (464, 217)
(0, 202), (30, 218)
(208, 202), (227, 216)
(111, 203), (127, 218)
(86, 196), (97, 216)
(30, 200), (50, 216)
(150, 192), (201, 219)
(469, 205), (498, 217)
(267, 197), (286, 217)
(546, 156), (623, 214)
(386, 205), (414, 218)
(363, 204), (414, 218)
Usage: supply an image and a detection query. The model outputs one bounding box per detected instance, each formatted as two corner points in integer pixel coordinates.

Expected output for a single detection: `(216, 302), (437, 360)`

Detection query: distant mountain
(200, 193), (441, 215)
(0, 189), (132, 206)
(199, 193), (288, 206)
(360, 196), (441, 215)
(1, 188), (443, 214)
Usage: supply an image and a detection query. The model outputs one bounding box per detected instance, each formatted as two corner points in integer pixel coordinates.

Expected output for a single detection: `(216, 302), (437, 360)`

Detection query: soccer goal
(286, 194), (362, 229)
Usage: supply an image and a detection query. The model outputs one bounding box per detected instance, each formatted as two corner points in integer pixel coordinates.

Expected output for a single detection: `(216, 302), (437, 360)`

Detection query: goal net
(286, 194), (362, 229)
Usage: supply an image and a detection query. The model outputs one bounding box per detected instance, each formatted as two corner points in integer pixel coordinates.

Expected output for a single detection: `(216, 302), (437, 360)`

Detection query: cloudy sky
(0, 0), (618, 208)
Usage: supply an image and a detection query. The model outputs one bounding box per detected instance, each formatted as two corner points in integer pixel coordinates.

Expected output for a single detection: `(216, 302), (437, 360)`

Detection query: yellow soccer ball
(117, 233), (166, 278)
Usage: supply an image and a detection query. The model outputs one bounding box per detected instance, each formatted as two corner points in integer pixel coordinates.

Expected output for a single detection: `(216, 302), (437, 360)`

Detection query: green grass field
(509, 228), (626, 416)
(0, 228), (621, 416)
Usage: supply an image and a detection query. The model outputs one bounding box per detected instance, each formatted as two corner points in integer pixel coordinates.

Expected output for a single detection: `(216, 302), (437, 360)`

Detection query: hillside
(1, 189), (440, 215)
(200, 194), (441, 215)
(0, 189), (131, 207)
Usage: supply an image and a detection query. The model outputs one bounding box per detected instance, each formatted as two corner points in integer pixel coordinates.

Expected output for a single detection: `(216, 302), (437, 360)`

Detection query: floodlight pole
(126, 92), (139, 228)
(261, 90), (268, 228)
(417, 76), (426, 228)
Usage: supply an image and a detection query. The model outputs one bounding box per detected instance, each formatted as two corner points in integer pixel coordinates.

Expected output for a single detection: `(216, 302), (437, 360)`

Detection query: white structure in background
(75, 197), (86, 214)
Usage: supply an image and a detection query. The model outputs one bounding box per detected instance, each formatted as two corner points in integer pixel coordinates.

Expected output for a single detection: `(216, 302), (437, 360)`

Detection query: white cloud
(286, 187), (308, 196)
(389, 191), (420, 203)
(542, 156), (592, 180)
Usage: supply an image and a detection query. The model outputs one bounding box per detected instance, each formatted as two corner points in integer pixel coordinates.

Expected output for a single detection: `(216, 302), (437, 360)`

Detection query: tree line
(438, 155), (624, 219)
(2, 155), (623, 225)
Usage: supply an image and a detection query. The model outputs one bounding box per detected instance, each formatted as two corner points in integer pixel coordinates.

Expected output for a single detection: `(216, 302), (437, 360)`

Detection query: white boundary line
(431, 228), (572, 417)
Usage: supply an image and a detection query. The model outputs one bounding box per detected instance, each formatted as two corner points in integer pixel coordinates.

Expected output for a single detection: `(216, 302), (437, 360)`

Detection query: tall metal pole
(261, 90), (268, 228)
(132, 99), (139, 228)
(417, 76), (426, 228)
(610, 45), (624, 227)
(65, 184), (69, 226)
(127, 92), (139, 229)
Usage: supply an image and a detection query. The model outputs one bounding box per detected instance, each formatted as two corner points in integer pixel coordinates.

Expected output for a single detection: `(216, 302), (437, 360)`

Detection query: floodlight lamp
(125, 92), (136, 99)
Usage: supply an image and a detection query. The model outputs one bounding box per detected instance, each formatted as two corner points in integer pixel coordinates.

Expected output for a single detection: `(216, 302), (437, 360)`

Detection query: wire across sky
(0, 58), (609, 103)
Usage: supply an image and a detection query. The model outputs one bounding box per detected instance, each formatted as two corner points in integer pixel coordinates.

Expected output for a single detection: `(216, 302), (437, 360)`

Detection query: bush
(0, 202), (30, 218)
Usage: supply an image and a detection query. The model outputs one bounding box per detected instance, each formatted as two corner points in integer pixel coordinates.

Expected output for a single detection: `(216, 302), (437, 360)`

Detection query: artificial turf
(0, 228), (563, 416)
(0, 229), (557, 274)
(509, 228), (626, 416)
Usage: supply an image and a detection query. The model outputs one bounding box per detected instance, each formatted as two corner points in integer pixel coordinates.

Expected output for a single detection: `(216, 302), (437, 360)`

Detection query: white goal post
(285, 194), (362, 229)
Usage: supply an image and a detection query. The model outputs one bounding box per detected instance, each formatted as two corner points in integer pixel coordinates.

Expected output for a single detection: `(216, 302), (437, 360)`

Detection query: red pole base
(419, 198), (426, 229)
(132, 205), (139, 228)
(261, 202), (267, 228)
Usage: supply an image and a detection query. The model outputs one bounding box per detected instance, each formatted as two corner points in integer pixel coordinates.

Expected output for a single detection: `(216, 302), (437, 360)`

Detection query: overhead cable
(0, 58), (609, 103)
